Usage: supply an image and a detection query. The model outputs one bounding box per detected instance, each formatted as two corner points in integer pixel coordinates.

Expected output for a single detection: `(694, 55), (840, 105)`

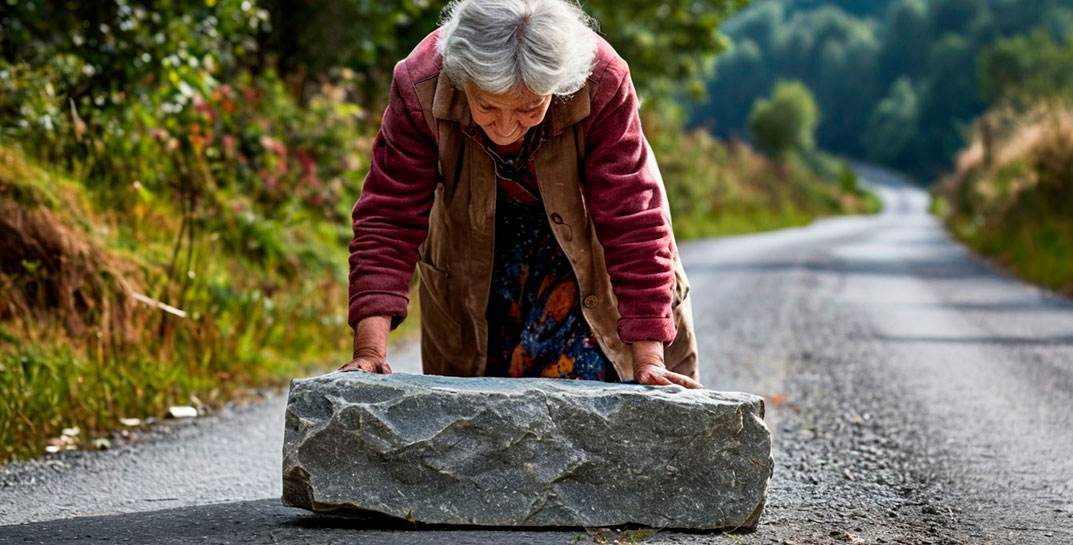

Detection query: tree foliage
(692, 0), (1073, 179)
(979, 29), (1073, 106)
(863, 77), (920, 164)
(748, 80), (819, 157)
(257, 0), (749, 110)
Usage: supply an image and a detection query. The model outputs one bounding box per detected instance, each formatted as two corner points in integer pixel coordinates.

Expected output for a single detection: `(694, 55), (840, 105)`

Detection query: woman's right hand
(339, 315), (393, 374)
(338, 351), (393, 374)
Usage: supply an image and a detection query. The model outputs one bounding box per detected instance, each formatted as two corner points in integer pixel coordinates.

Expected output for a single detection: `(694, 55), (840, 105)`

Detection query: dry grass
(0, 204), (143, 343)
(0, 147), (154, 342)
(0, 146), (364, 461)
(934, 100), (1073, 296)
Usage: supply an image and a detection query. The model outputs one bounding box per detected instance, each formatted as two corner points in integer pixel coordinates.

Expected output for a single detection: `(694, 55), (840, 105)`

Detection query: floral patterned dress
(471, 121), (620, 382)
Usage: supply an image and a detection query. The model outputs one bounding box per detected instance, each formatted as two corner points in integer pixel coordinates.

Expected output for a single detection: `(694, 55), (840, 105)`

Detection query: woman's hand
(339, 315), (393, 374)
(338, 350), (393, 374)
(631, 340), (703, 389)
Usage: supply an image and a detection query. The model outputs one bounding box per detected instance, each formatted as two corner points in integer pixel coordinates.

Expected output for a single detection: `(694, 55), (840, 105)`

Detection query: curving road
(2, 164), (1072, 544)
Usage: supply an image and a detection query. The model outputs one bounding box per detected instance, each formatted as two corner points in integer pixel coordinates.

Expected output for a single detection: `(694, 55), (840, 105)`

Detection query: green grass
(0, 320), (419, 460)
(655, 126), (882, 243)
(0, 146), (419, 461)
(940, 193), (1073, 295)
(933, 104), (1073, 297)
(673, 206), (816, 240)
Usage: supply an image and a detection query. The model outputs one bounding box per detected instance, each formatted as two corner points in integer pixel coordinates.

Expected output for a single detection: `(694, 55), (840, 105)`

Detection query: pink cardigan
(348, 28), (677, 344)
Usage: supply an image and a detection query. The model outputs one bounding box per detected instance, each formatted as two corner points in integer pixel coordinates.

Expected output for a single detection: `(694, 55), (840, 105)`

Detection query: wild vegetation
(0, 0), (875, 462)
(694, 0), (1073, 180)
(933, 102), (1073, 296)
(655, 127), (877, 240)
(0, 0), (382, 461)
(930, 9), (1073, 296)
(658, 80), (877, 240)
(691, 0), (1072, 303)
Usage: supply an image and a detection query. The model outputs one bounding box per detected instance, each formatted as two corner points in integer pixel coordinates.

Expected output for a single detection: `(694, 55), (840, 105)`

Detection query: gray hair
(436, 0), (599, 97)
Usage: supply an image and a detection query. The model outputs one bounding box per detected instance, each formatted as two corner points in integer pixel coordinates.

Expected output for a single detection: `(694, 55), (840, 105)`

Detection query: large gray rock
(281, 372), (773, 530)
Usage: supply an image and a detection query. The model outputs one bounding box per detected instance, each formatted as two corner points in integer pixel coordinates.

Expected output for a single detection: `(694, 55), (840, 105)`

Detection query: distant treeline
(692, 0), (1073, 180)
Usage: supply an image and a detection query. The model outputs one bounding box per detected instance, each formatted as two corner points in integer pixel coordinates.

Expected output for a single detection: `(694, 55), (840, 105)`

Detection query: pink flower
(259, 169), (279, 192)
(193, 95), (216, 123)
(295, 149), (320, 188)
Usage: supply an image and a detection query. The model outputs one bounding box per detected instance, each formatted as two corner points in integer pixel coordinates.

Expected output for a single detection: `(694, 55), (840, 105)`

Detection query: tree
(694, 3), (880, 155)
(864, 77), (921, 164)
(258, 0), (750, 111)
(916, 33), (984, 173)
(978, 29), (1073, 106)
(876, 0), (929, 89)
(582, 0), (750, 108)
(748, 80), (820, 157)
(788, 0), (891, 18)
(692, 0), (1073, 179)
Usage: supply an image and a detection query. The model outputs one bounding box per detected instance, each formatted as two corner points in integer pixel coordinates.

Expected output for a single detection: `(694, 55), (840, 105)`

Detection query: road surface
(2, 164), (1072, 544)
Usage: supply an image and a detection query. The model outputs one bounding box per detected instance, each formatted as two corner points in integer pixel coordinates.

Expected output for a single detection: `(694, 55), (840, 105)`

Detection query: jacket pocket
(417, 259), (463, 353)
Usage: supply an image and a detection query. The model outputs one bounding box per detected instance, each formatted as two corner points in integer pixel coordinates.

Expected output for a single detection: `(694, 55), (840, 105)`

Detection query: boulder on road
(281, 372), (772, 530)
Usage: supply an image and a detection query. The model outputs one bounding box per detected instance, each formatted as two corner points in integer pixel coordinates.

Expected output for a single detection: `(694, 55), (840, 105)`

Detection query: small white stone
(167, 406), (198, 419)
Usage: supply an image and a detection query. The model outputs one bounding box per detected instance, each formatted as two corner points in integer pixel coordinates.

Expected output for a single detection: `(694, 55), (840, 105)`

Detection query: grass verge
(0, 145), (418, 461)
(655, 124), (882, 242)
(932, 101), (1073, 296)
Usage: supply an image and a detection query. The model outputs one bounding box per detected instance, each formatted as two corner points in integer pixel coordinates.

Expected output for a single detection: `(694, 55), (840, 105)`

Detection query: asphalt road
(2, 164), (1072, 544)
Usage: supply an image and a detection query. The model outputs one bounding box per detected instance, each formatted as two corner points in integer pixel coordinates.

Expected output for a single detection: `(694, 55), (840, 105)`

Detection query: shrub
(747, 80), (821, 158)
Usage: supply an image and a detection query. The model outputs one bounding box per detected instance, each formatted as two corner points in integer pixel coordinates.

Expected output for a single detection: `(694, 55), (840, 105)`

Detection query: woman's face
(464, 83), (553, 146)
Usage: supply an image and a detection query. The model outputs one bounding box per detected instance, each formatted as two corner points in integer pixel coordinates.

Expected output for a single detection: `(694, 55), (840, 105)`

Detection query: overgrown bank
(654, 117), (879, 239)
(932, 102), (1073, 296)
(0, 141), (394, 461)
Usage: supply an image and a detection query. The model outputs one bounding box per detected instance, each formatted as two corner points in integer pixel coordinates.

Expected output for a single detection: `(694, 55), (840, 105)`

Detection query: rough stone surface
(281, 372), (773, 530)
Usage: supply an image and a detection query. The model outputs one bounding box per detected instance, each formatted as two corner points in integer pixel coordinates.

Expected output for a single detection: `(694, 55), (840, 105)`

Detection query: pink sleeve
(582, 64), (677, 346)
(347, 60), (438, 331)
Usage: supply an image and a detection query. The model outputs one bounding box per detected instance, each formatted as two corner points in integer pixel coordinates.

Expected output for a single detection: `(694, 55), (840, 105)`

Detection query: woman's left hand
(631, 340), (703, 389)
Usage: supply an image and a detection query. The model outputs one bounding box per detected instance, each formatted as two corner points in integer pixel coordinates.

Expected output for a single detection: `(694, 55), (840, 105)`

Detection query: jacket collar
(432, 72), (591, 137)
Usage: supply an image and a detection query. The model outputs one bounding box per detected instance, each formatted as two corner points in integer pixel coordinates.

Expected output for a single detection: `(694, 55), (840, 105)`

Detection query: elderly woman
(340, 0), (701, 388)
